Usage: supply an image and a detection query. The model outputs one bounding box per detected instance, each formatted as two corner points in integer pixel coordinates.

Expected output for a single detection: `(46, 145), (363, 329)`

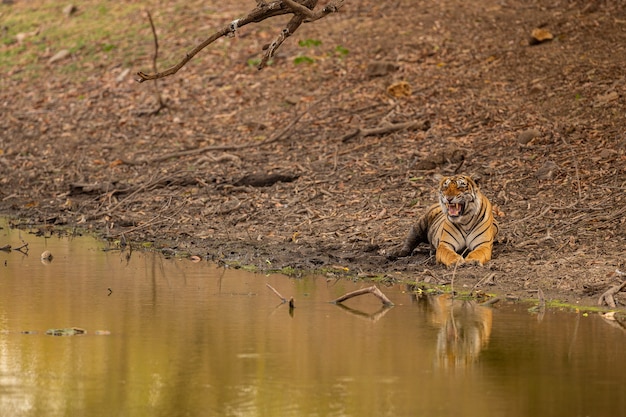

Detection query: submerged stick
(330, 285), (394, 307)
(266, 283), (287, 303)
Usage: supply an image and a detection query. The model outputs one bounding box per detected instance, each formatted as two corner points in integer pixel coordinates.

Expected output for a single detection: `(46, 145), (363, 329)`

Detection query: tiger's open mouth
(447, 203), (464, 217)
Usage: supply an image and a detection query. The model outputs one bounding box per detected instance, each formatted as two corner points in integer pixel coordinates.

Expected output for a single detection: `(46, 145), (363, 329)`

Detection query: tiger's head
(437, 175), (481, 223)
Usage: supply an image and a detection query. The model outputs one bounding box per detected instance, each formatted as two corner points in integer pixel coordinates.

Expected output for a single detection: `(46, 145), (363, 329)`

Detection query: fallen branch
(136, 0), (345, 82)
(598, 270), (626, 308)
(341, 120), (431, 142)
(234, 172), (299, 187)
(330, 285), (394, 307)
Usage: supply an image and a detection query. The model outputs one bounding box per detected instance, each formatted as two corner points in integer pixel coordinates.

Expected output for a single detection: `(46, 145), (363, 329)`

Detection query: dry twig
(266, 283), (287, 303)
(472, 273), (496, 290)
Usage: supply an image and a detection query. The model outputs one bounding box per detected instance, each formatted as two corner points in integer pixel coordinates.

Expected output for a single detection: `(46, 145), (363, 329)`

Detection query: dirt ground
(1, 0), (625, 308)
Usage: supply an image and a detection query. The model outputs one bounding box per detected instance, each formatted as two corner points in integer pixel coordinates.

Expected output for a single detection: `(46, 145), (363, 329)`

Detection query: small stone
(15, 29), (39, 44)
(284, 95), (300, 105)
(116, 68), (130, 83)
(535, 160), (559, 180)
(517, 129), (541, 145)
(63, 4), (77, 17)
(529, 28), (554, 45)
(48, 49), (71, 64)
(366, 61), (399, 77)
(599, 149), (614, 159)
(41, 250), (53, 261)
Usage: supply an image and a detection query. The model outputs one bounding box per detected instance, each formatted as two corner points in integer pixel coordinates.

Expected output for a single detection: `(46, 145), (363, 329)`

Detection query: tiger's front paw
(464, 247), (491, 266)
(444, 258), (466, 268)
(387, 247), (410, 261)
(462, 257), (483, 267)
(436, 245), (464, 267)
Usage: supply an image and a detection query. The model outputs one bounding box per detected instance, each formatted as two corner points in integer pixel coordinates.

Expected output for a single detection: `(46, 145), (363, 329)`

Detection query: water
(1, 220), (625, 417)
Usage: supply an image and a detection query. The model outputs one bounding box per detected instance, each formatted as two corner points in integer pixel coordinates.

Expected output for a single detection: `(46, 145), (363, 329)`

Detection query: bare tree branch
(136, 0), (344, 83)
(283, 0), (344, 21)
(136, 10), (166, 115)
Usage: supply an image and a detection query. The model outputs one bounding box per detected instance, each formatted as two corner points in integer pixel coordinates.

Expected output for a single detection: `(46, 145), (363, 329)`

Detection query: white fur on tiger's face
(438, 175), (480, 224)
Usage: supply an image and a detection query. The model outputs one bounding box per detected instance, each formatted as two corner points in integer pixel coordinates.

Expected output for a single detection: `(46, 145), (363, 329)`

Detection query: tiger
(390, 174), (498, 267)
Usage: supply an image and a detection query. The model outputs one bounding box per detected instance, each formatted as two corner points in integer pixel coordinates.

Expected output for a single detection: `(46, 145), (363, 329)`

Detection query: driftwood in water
(330, 285), (394, 307)
(266, 283), (295, 309)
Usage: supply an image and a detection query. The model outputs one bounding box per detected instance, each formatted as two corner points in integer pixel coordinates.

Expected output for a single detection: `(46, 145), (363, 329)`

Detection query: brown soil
(2, 0), (625, 308)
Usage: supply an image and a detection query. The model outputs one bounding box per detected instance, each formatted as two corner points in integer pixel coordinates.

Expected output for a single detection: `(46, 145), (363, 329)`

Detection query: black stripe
(429, 215), (446, 245)
(442, 226), (462, 246)
(469, 226), (489, 246)
(451, 221), (465, 237)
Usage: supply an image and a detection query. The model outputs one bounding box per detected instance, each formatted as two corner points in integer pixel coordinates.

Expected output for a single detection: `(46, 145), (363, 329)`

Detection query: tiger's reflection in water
(410, 292), (493, 369)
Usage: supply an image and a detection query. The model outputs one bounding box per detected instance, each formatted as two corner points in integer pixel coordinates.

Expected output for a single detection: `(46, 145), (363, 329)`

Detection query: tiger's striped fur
(393, 175), (498, 267)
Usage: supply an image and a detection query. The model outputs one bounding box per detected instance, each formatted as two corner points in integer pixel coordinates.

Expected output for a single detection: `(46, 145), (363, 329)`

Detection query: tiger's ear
(468, 173), (481, 187)
(432, 173), (444, 183)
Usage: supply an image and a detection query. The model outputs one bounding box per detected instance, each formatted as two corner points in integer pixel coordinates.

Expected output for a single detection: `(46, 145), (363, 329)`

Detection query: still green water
(0, 221), (625, 417)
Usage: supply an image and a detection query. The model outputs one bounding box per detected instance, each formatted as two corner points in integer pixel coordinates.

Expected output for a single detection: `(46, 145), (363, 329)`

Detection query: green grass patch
(298, 38), (322, 48)
(0, 1), (169, 79)
(293, 55), (316, 65)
